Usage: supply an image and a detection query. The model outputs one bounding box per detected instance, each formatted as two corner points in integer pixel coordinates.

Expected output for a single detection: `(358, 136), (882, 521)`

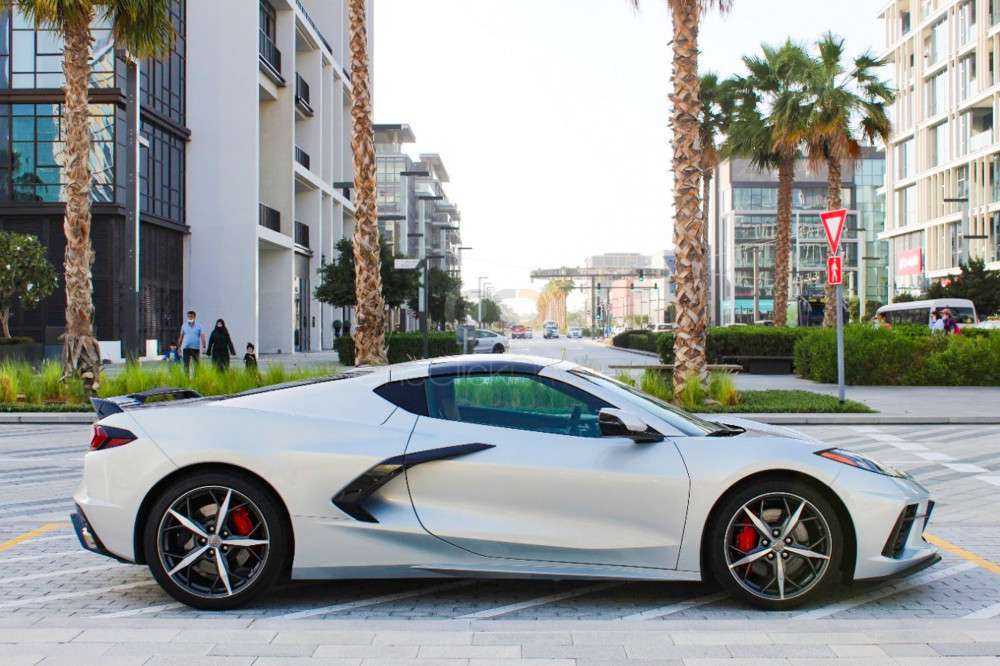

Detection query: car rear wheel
(143, 471), (290, 610)
(707, 479), (843, 610)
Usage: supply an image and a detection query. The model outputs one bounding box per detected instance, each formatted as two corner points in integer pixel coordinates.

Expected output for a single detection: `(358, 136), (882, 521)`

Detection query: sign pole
(836, 281), (845, 404)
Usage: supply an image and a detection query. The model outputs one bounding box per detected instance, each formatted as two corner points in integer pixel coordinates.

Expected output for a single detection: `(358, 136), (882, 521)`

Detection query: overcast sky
(373, 0), (886, 300)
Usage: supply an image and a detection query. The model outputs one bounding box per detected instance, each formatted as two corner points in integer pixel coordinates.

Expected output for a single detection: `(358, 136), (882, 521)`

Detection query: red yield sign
(820, 208), (848, 255)
(827, 255), (843, 285)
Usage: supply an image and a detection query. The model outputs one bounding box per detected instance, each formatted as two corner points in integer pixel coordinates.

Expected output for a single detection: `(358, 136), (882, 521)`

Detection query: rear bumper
(71, 507), (132, 564)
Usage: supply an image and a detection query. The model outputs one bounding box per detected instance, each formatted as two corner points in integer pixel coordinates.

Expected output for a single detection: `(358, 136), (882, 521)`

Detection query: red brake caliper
(735, 525), (757, 553)
(230, 506), (254, 536)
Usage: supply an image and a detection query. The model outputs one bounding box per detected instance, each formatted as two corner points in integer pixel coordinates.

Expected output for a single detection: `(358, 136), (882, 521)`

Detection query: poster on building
(896, 248), (922, 276)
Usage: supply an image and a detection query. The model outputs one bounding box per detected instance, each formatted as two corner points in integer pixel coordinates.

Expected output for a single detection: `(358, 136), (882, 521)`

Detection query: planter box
(0, 343), (45, 366)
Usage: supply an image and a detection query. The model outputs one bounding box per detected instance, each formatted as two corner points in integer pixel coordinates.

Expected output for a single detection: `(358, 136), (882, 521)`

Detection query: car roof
(387, 354), (562, 381)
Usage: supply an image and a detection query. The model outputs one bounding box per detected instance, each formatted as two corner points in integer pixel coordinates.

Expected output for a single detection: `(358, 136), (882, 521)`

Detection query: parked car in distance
(469, 329), (508, 353)
(567, 327), (582, 339)
(653, 323), (676, 332)
(543, 326), (559, 339)
(510, 325), (529, 339)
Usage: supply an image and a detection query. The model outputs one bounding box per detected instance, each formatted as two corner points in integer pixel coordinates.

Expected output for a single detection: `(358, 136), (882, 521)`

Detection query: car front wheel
(707, 479), (843, 610)
(492, 344), (505, 353)
(143, 471), (290, 610)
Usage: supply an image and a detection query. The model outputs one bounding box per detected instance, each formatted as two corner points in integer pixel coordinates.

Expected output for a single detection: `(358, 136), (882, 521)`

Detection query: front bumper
(837, 469), (939, 581)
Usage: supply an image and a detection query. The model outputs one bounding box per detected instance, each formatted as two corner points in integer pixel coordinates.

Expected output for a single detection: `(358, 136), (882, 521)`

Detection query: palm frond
(11, 0), (93, 29)
(102, 0), (175, 59)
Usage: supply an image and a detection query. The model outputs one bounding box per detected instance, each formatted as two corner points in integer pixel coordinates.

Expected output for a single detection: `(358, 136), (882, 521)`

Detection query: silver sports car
(72, 354), (938, 610)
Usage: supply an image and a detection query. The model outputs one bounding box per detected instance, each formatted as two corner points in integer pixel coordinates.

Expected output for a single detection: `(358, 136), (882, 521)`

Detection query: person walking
(177, 310), (205, 374)
(940, 308), (960, 335)
(207, 319), (236, 370)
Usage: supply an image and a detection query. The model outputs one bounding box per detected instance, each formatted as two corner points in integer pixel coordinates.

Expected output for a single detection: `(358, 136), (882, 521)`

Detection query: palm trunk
(61, 17), (102, 391)
(0, 310), (10, 339)
(669, 0), (707, 393)
(347, 0), (387, 365)
(823, 154), (843, 328)
(773, 156), (794, 327)
(702, 166), (712, 326)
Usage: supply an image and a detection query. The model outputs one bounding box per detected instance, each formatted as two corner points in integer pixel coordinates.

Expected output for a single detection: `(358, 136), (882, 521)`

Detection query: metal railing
(294, 221), (310, 248)
(294, 146), (311, 170)
(259, 29), (282, 76)
(295, 0), (334, 55)
(295, 73), (313, 113)
(259, 203), (281, 233)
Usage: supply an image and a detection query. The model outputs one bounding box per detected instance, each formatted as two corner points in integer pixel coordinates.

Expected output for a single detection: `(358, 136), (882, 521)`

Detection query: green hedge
(336, 332), (460, 366)
(0, 337), (35, 345)
(794, 325), (1000, 385)
(611, 330), (659, 353)
(649, 326), (807, 364)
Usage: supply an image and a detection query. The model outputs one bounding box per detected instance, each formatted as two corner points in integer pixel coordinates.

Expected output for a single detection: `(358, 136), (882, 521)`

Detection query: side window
(425, 374), (610, 438)
(374, 379), (428, 416)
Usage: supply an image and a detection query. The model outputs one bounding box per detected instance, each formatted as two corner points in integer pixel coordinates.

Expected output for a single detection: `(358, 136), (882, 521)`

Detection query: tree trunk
(773, 156), (795, 327)
(347, 0), (387, 365)
(823, 155), (843, 328)
(702, 167), (712, 326)
(669, 0), (707, 393)
(61, 17), (102, 391)
(0, 310), (10, 339)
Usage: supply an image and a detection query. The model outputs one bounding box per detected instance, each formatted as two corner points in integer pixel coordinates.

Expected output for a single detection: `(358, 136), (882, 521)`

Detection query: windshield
(569, 368), (718, 436)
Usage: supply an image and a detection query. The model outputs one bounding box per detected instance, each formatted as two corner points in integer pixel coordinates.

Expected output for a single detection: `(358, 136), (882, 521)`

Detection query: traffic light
(637, 269), (645, 282)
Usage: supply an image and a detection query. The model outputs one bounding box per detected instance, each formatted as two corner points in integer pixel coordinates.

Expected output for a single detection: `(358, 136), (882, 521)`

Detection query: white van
(876, 298), (978, 326)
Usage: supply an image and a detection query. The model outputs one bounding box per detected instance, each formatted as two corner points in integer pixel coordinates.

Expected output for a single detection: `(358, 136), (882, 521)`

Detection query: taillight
(90, 425), (137, 451)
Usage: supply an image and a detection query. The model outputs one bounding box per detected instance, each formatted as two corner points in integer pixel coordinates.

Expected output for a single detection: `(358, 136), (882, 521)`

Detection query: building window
(139, 123), (185, 225)
(140, 0), (186, 125)
(930, 122), (949, 167)
(0, 7), (116, 89)
(897, 185), (916, 227)
(0, 103), (115, 202)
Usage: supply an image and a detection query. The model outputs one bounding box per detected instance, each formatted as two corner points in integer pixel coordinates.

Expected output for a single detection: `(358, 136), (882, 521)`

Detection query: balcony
(295, 74), (313, 116)
(295, 0), (334, 54)
(970, 129), (993, 152)
(259, 30), (283, 83)
(294, 221), (310, 248)
(259, 203), (281, 233)
(294, 145), (311, 170)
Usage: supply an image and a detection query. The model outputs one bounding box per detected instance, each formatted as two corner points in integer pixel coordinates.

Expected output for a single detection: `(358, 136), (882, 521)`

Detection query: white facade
(186, 0), (370, 353)
(880, 0), (1000, 297)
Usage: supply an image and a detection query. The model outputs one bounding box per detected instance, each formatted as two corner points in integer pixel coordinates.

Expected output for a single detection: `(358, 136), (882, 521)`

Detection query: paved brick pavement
(1, 423), (1000, 663)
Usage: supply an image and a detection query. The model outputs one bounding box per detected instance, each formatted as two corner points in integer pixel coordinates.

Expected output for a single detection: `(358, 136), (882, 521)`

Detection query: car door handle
(332, 443), (495, 523)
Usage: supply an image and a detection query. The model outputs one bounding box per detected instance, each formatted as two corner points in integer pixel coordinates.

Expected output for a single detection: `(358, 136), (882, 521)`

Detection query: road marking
(97, 601), (185, 618)
(976, 476), (1000, 487)
(620, 591), (728, 621)
(925, 533), (1000, 576)
(965, 601), (1000, 619)
(457, 582), (620, 620)
(792, 562), (976, 619)
(943, 462), (989, 473)
(274, 580), (476, 620)
(0, 580), (159, 610)
(28, 534), (77, 543)
(0, 523), (63, 555)
(914, 452), (954, 462)
(0, 549), (91, 564)
(0, 564), (122, 585)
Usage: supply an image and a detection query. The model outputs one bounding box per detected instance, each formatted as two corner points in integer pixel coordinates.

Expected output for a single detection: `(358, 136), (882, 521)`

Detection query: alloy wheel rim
(157, 485), (270, 599)
(723, 492), (832, 602)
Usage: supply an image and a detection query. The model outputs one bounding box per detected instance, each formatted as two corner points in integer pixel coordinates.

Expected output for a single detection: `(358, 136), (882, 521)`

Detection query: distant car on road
(653, 323), (676, 332)
(469, 329), (508, 354)
(567, 327), (582, 339)
(510, 325), (529, 339)
(543, 326), (559, 339)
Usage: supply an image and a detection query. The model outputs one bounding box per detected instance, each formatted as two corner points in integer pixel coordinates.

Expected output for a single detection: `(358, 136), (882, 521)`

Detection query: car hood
(697, 414), (823, 447)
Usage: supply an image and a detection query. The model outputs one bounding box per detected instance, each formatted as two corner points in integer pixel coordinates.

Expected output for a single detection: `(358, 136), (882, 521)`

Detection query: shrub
(793, 325), (1000, 385)
(678, 374), (706, 411)
(655, 326), (805, 365)
(639, 369), (673, 402)
(0, 337), (35, 345)
(611, 329), (659, 353)
(614, 371), (636, 387)
(709, 371), (740, 406)
(336, 332), (461, 366)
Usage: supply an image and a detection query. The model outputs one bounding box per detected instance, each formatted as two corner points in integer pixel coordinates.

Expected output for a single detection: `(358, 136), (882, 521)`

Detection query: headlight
(816, 448), (907, 478)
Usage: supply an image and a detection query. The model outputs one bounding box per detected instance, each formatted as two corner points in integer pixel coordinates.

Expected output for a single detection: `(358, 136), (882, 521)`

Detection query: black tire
(492, 344), (505, 354)
(706, 477), (844, 610)
(143, 470), (290, 610)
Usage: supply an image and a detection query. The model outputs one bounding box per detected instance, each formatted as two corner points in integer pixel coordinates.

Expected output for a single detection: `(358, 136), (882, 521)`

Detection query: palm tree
(5, 0), (174, 389)
(729, 41), (812, 326)
(347, 0), (387, 365)
(631, 0), (733, 394)
(697, 73), (735, 324)
(799, 33), (893, 327)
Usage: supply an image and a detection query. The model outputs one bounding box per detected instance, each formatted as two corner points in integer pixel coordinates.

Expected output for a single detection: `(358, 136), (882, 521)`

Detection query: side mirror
(598, 408), (663, 443)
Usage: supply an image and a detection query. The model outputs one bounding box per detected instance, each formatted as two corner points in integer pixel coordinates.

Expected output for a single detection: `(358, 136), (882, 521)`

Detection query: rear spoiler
(90, 387), (203, 419)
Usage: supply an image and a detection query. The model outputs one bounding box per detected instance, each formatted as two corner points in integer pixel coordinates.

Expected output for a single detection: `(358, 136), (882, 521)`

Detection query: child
(161, 342), (181, 363)
(243, 343), (258, 370)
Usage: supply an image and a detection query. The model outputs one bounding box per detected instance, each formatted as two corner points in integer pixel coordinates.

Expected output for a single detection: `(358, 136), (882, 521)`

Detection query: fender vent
(882, 504), (918, 559)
